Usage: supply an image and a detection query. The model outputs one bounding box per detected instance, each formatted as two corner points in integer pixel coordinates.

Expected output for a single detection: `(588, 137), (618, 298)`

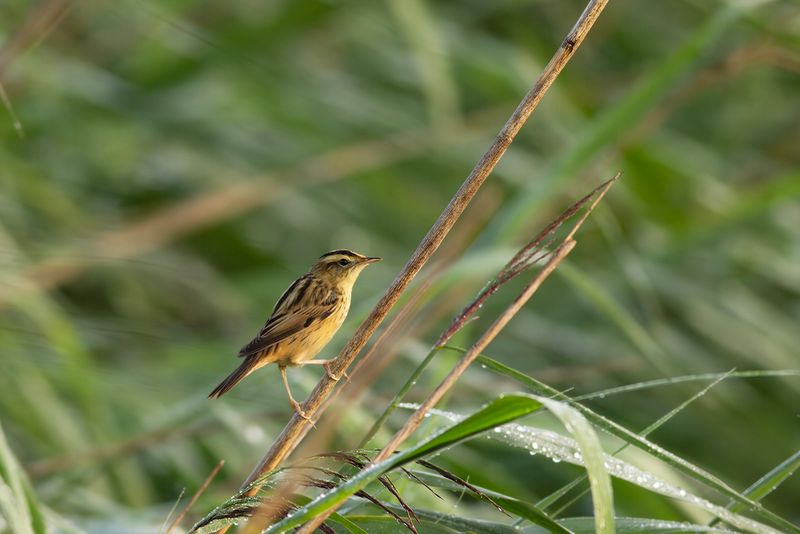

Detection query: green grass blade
(573, 370), (800, 401)
(364, 506), (537, 534)
(709, 450), (800, 527)
(537, 397), (614, 534)
(0, 421), (48, 534)
(405, 469), (573, 534)
(332, 514), (460, 533)
(533, 517), (739, 533)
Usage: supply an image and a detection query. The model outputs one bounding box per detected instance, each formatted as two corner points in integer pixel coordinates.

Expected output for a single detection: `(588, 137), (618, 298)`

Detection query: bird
(208, 249), (380, 418)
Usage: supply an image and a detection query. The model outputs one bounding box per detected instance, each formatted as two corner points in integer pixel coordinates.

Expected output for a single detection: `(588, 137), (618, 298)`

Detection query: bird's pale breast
(282, 288), (350, 366)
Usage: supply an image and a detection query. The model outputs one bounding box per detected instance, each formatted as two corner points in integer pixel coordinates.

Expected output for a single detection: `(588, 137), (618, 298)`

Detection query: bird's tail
(208, 357), (260, 399)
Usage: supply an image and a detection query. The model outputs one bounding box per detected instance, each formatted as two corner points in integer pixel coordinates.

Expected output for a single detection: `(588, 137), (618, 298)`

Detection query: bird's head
(311, 249), (381, 287)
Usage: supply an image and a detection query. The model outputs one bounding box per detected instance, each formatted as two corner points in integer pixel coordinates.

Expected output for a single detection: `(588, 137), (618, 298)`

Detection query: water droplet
(553, 458), (561, 463)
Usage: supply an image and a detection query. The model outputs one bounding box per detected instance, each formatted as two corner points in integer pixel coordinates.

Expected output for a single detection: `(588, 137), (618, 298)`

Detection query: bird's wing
(237, 277), (338, 357)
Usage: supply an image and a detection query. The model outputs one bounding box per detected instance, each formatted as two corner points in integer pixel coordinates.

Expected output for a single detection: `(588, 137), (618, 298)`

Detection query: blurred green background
(1, 0), (799, 532)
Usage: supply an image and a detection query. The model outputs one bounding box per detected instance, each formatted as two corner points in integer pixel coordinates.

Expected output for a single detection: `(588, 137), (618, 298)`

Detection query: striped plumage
(208, 249), (380, 417)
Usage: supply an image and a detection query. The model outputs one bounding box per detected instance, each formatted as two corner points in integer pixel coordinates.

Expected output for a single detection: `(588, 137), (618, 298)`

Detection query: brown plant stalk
(218, 1), (610, 532)
(297, 173), (618, 533)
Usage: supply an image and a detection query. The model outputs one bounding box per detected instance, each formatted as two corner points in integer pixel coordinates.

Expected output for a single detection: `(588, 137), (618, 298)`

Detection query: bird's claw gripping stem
(323, 361), (347, 381)
(290, 400), (314, 423)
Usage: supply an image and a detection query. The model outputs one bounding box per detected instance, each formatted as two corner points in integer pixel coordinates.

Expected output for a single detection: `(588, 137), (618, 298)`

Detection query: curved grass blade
(536, 397), (614, 534)
(709, 449), (800, 527)
(0, 421), (47, 534)
(573, 370), (800, 402)
(530, 517), (740, 533)
(405, 468), (566, 532)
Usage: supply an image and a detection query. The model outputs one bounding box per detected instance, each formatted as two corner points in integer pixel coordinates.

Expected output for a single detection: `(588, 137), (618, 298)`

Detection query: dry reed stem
(229, 2), (611, 532)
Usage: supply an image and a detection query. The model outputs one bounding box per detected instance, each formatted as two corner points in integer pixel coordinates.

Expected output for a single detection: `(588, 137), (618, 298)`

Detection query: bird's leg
(279, 366), (311, 421)
(301, 359), (347, 381)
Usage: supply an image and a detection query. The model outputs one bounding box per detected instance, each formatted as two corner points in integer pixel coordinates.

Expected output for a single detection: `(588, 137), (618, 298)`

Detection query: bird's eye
(337, 259), (351, 267)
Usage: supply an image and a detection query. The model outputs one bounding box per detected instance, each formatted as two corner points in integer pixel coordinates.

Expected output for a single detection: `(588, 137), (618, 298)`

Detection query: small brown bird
(208, 249), (380, 417)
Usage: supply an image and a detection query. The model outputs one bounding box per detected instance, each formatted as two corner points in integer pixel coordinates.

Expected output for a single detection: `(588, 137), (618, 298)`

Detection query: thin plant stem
(166, 459), (225, 533)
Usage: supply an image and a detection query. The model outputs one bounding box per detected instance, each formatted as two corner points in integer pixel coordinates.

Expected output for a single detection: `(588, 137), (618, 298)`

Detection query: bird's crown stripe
(319, 249), (362, 259)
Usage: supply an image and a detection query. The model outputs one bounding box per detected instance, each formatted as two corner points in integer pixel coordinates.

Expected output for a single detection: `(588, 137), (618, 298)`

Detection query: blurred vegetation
(1, 0), (799, 532)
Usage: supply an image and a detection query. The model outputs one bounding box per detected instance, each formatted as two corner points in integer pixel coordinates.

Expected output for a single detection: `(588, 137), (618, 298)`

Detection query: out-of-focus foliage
(0, 0), (798, 531)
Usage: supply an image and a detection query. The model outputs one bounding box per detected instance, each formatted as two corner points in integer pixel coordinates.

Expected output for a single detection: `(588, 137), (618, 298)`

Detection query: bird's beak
(362, 256), (382, 264)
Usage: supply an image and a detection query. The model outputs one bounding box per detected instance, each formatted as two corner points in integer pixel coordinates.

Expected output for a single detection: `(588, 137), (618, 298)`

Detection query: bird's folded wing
(237, 303), (336, 357)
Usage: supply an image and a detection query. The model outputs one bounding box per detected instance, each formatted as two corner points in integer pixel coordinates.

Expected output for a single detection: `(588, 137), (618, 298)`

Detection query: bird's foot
(291, 400), (312, 422)
(323, 361), (348, 381)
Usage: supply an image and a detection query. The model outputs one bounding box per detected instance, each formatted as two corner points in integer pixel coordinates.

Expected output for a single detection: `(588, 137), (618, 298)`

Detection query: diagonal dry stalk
(167, 459), (225, 533)
(210, 1), (610, 532)
(296, 174), (618, 533)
